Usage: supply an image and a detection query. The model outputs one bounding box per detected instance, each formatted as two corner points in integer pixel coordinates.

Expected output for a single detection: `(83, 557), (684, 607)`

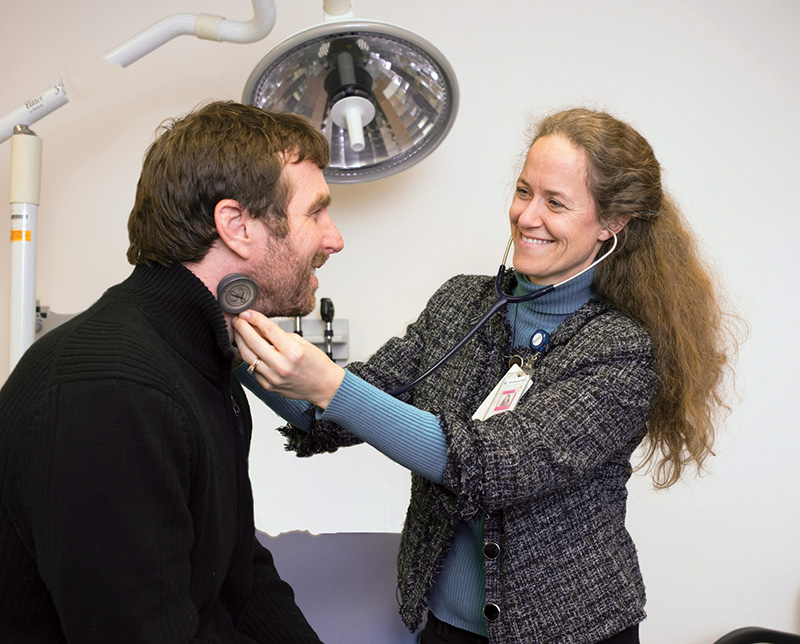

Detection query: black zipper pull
(231, 395), (244, 436)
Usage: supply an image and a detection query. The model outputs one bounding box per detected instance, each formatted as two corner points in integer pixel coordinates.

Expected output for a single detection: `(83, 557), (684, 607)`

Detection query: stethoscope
(387, 230), (617, 397)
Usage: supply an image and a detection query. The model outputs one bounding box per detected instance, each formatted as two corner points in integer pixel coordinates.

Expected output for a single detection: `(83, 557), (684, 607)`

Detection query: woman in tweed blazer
(235, 109), (736, 644)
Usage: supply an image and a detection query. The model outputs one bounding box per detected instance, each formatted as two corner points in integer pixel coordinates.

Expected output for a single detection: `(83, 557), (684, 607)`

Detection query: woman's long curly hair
(531, 108), (741, 488)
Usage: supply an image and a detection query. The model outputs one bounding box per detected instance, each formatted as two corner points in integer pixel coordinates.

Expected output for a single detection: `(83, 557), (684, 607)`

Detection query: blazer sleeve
(278, 276), (468, 456)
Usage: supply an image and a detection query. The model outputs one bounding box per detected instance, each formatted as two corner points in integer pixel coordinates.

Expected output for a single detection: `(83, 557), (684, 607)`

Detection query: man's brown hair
(127, 101), (329, 266)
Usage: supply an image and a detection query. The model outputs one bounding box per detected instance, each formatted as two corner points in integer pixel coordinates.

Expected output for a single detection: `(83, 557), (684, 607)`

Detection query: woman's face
(509, 135), (613, 286)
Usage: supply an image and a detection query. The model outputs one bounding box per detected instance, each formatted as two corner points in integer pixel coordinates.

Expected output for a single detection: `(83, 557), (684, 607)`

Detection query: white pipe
(105, 0), (277, 67)
(323, 0), (355, 20)
(0, 0), (276, 143)
(8, 126), (42, 371)
(323, 0), (353, 15)
(104, 13), (201, 67)
(0, 83), (68, 145)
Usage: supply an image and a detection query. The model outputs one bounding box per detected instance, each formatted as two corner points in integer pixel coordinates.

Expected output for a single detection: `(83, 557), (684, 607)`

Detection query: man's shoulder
(0, 296), (196, 450)
(9, 291), (171, 397)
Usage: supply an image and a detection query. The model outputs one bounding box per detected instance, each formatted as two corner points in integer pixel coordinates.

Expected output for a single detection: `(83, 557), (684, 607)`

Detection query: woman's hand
(233, 309), (345, 409)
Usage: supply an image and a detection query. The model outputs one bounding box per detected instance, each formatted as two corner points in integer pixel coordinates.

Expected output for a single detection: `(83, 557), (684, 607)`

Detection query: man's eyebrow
(311, 194), (332, 211)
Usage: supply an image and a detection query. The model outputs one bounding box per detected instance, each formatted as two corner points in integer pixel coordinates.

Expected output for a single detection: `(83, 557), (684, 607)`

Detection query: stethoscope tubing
(387, 231), (617, 397)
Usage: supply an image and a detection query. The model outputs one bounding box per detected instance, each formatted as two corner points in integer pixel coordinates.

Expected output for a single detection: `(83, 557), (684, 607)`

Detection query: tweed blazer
(281, 272), (658, 644)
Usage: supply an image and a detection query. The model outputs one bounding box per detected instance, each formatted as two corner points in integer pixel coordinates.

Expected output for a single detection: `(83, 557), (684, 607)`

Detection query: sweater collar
(117, 263), (235, 379)
(511, 268), (596, 316)
(504, 268), (596, 348)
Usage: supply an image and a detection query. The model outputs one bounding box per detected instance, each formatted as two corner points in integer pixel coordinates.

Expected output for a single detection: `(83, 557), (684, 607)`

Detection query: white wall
(1, 1), (798, 641)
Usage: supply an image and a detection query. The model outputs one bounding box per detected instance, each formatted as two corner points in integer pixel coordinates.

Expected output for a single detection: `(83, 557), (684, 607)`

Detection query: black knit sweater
(0, 263), (320, 644)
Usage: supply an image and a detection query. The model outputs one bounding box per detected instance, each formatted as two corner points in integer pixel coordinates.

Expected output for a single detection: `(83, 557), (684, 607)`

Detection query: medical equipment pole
(8, 126), (42, 371)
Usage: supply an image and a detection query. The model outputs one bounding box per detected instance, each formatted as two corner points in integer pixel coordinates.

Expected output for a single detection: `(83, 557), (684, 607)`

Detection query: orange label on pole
(10, 230), (32, 242)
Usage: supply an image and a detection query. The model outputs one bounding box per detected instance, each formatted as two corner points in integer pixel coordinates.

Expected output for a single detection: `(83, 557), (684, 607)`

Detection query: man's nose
(325, 218), (344, 254)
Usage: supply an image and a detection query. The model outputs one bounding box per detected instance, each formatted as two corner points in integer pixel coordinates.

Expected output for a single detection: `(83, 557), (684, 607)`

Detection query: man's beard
(248, 237), (327, 318)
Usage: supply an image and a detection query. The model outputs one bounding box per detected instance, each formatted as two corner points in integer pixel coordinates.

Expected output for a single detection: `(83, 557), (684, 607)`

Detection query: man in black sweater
(0, 101), (343, 643)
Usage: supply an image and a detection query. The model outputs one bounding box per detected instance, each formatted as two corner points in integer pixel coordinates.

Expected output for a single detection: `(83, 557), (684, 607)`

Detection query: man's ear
(598, 214), (631, 241)
(214, 199), (258, 260)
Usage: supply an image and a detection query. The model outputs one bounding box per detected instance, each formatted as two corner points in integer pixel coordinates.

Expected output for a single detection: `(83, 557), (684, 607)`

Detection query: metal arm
(0, 0), (276, 143)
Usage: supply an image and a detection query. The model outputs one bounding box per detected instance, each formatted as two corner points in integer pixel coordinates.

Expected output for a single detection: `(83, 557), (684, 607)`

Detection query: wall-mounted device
(275, 315), (348, 363)
(320, 297), (335, 360)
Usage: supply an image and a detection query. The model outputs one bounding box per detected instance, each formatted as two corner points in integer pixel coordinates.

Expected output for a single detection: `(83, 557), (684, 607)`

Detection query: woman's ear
(214, 199), (258, 260)
(599, 214), (631, 241)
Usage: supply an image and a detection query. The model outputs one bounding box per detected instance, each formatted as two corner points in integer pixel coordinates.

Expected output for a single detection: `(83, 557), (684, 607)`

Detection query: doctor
(236, 107), (736, 644)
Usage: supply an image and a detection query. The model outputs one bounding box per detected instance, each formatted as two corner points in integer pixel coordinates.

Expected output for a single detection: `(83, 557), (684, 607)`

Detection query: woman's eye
(515, 186), (530, 198)
(548, 199), (564, 209)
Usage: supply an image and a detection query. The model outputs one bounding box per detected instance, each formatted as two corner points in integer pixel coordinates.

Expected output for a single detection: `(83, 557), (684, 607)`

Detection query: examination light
(243, 15), (459, 183)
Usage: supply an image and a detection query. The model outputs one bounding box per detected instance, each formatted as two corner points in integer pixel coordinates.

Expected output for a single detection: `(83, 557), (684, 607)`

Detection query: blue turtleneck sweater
(237, 269), (596, 636)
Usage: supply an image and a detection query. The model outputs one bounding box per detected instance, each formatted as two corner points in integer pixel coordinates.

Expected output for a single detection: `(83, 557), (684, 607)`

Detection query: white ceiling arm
(105, 0), (277, 66)
(103, 13), (199, 67)
(0, 0), (276, 143)
(323, 0), (354, 20)
(215, 0), (277, 43)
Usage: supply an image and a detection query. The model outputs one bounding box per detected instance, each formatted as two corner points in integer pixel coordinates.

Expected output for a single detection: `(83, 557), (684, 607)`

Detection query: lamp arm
(106, 0), (277, 66)
(0, 0), (276, 143)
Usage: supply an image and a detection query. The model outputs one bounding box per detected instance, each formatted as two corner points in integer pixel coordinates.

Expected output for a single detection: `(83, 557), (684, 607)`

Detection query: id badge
(472, 364), (532, 421)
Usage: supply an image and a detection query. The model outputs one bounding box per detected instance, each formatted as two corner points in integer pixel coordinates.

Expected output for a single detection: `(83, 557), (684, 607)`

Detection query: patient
(0, 101), (343, 643)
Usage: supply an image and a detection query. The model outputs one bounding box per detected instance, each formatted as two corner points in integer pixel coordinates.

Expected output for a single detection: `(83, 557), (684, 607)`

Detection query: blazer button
(483, 603), (500, 622)
(483, 541), (500, 560)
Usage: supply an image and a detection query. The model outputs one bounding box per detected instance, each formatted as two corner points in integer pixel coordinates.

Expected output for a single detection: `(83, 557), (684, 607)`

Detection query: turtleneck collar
(114, 263), (235, 380)
(512, 268), (596, 315)
(508, 268), (596, 347)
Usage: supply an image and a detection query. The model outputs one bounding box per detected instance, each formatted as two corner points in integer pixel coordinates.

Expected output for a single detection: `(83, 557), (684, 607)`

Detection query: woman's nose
(515, 199), (545, 228)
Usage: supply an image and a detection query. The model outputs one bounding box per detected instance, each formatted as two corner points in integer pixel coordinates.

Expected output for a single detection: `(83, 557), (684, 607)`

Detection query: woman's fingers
(233, 309), (345, 407)
(237, 310), (291, 349)
(234, 311), (311, 383)
(233, 315), (276, 369)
